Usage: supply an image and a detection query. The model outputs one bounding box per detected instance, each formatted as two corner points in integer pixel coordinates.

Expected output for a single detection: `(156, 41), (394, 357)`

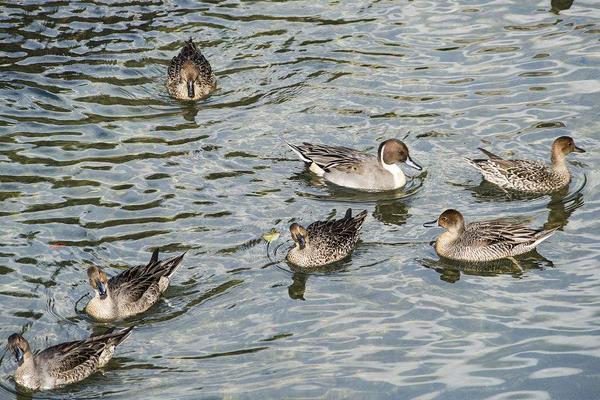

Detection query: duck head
(424, 209), (465, 234)
(290, 223), (308, 250)
(552, 136), (585, 160)
(378, 139), (422, 171)
(6, 334), (30, 366)
(87, 266), (109, 300)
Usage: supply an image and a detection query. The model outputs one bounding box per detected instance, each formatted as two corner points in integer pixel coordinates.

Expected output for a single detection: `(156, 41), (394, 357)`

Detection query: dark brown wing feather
(108, 251), (184, 304)
(36, 327), (132, 375)
(167, 38), (212, 80)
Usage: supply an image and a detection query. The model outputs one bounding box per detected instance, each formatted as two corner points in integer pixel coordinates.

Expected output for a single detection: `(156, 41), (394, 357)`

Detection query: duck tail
(91, 326), (134, 345)
(532, 227), (558, 247)
(284, 139), (312, 163)
(478, 147), (503, 160)
(353, 210), (368, 229)
(163, 252), (186, 279)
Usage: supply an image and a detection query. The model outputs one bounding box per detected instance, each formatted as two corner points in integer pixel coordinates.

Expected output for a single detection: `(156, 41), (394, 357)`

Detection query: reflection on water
(288, 272), (308, 300)
(420, 251), (553, 283)
(1, 0), (600, 398)
(551, 0), (575, 14)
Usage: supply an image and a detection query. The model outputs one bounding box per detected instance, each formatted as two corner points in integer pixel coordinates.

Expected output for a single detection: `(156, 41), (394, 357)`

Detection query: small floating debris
(262, 229), (280, 243)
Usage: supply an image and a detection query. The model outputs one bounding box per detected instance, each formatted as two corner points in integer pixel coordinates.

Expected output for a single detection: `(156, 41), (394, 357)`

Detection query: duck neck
(551, 149), (568, 175)
(380, 160), (405, 188)
(15, 352), (38, 388)
(86, 292), (116, 320)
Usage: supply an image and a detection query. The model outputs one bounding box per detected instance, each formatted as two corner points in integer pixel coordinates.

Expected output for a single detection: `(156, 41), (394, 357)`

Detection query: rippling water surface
(1, 0), (599, 399)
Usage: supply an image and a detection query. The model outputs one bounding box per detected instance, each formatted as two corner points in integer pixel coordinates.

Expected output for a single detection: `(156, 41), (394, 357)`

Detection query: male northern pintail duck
(167, 38), (216, 100)
(6, 327), (132, 390)
(465, 136), (585, 194)
(286, 208), (367, 268)
(286, 139), (422, 191)
(85, 249), (184, 321)
(424, 209), (557, 262)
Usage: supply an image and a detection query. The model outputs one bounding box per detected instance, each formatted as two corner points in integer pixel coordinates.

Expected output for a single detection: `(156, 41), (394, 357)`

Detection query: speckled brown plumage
(167, 38), (216, 100)
(426, 209), (557, 262)
(465, 136), (585, 194)
(85, 249), (185, 321)
(286, 208), (367, 268)
(6, 328), (132, 390)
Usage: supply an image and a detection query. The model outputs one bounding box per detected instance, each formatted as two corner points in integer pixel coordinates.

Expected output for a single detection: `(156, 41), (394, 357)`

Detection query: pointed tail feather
(478, 147), (503, 160)
(149, 248), (159, 265)
(532, 227), (558, 247)
(164, 252), (185, 279)
(284, 140), (313, 163)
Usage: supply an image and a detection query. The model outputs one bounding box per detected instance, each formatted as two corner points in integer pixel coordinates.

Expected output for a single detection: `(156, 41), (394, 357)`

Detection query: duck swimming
(85, 249), (184, 321)
(286, 139), (422, 191)
(424, 209), (557, 262)
(6, 327), (132, 390)
(465, 136), (585, 194)
(286, 208), (367, 268)
(167, 38), (216, 100)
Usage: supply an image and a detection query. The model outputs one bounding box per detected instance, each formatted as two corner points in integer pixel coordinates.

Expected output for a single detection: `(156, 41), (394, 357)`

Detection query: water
(0, 0), (599, 399)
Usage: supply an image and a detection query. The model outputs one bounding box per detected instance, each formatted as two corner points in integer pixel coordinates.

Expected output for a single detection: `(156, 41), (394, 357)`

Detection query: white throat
(381, 161), (406, 188)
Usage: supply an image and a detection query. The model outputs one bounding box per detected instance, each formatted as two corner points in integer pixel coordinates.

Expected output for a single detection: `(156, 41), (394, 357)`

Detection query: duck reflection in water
(420, 252), (553, 283)
(551, 0), (574, 14)
(464, 176), (585, 231)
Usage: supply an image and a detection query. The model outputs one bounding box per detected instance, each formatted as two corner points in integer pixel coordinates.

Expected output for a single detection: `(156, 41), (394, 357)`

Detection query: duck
(286, 139), (422, 191)
(85, 249), (184, 321)
(423, 209), (557, 262)
(5, 327), (132, 390)
(167, 38), (217, 100)
(286, 208), (367, 268)
(465, 136), (585, 194)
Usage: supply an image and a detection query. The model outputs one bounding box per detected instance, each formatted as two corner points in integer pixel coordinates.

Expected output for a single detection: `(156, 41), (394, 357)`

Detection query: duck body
(466, 136), (585, 194)
(167, 38), (216, 100)
(7, 328), (132, 391)
(286, 139), (422, 191)
(85, 249), (184, 321)
(286, 208), (367, 268)
(425, 209), (557, 262)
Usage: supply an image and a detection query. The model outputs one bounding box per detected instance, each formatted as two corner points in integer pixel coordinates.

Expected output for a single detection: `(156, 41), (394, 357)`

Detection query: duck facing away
(466, 136), (585, 194)
(6, 327), (132, 391)
(167, 38), (216, 100)
(85, 249), (184, 321)
(286, 208), (367, 268)
(424, 209), (557, 262)
(286, 139), (422, 191)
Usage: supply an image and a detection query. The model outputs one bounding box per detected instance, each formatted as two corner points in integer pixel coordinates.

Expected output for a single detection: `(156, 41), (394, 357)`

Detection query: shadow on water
(419, 250), (553, 284)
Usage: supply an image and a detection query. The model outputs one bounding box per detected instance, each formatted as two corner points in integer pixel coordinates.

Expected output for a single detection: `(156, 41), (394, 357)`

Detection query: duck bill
(574, 145), (585, 153)
(14, 347), (24, 364)
(423, 219), (438, 228)
(97, 281), (107, 300)
(405, 156), (422, 171)
(297, 234), (306, 250)
(187, 80), (195, 99)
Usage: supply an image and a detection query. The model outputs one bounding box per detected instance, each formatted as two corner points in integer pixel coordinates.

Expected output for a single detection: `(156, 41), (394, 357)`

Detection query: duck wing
(108, 250), (185, 304)
(307, 209), (368, 241)
(286, 142), (371, 172)
(36, 328), (132, 380)
(466, 220), (546, 248)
